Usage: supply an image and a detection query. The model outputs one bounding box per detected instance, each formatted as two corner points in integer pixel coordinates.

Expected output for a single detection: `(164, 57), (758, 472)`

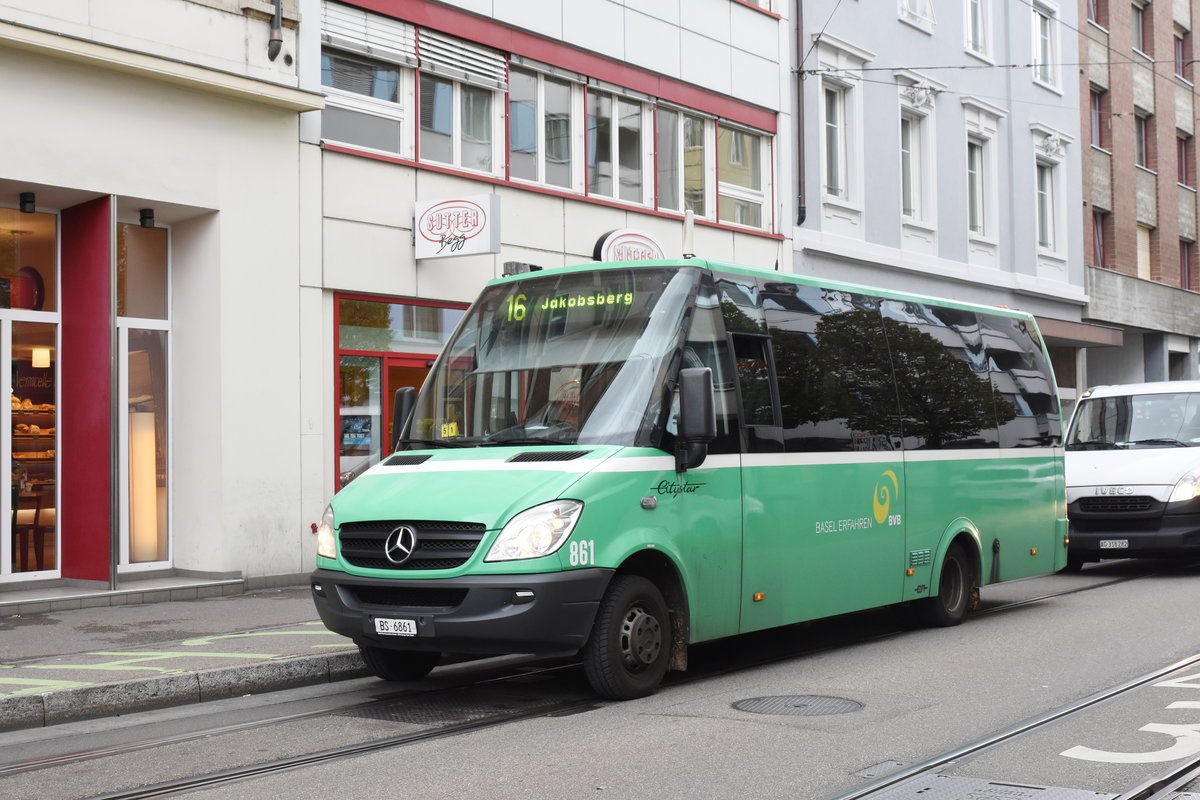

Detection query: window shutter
(322, 1), (416, 67)
(418, 29), (507, 91)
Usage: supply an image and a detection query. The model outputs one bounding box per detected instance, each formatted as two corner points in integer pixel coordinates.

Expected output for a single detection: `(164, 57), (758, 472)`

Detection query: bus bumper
(310, 567), (613, 656)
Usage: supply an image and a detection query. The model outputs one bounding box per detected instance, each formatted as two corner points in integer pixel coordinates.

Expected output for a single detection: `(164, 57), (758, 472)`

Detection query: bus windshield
(403, 267), (698, 448)
(1066, 391), (1200, 449)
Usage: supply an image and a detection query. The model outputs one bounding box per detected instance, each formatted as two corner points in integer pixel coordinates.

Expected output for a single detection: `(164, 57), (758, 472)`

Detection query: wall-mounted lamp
(31, 347), (51, 369)
(139, 208), (155, 228)
(19, 192), (35, 213)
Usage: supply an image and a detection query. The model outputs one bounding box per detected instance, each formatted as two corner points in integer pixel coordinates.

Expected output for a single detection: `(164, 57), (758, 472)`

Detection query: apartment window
(823, 85), (847, 198)
(1087, 0), (1106, 25)
(1137, 225), (1152, 279)
(509, 68), (573, 189)
(1093, 210), (1108, 267)
(1176, 33), (1188, 78)
(658, 109), (708, 216)
(418, 74), (495, 171)
(1032, 4), (1058, 88)
(1182, 240), (1194, 289)
(967, 139), (985, 234)
(1135, 115), (1150, 167)
(1132, 3), (1148, 53)
(1090, 90), (1105, 148)
(587, 91), (647, 203)
(718, 126), (765, 227)
(900, 0), (936, 33)
(1036, 162), (1055, 248)
(966, 0), (989, 57)
(1179, 135), (1193, 187)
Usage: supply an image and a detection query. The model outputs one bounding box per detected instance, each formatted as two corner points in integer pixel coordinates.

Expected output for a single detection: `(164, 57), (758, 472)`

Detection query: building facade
(1080, 0), (1200, 384)
(794, 0), (1119, 415)
(0, 0), (793, 592)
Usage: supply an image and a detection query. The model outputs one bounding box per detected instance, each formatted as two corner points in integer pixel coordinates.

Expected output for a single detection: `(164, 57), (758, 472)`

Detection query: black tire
(358, 645), (440, 681)
(582, 575), (670, 700)
(918, 543), (971, 627)
(1063, 551), (1086, 572)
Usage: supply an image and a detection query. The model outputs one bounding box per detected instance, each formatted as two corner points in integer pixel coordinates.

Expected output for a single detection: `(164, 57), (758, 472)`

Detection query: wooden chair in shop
(33, 504), (54, 572)
(13, 496), (39, 573)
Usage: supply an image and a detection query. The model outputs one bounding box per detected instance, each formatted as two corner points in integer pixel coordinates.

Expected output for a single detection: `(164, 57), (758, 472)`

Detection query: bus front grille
(339, 520), (487, 570)
(1077, 496), (1155, 513)
(344, 585), (468, 610)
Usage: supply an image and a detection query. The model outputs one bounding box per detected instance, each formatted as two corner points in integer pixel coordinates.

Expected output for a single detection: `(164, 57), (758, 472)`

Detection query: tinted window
(980, 314), (1061, 446)
(762, 282), (901, 452)
(882, 301), (999, 450)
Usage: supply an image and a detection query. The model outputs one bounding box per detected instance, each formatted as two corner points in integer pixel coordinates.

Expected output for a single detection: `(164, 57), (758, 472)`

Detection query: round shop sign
(593, 229), (667, 262)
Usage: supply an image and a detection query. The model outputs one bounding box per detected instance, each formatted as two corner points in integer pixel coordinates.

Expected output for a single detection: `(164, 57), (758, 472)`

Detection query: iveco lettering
(311, 258), (1068, 699)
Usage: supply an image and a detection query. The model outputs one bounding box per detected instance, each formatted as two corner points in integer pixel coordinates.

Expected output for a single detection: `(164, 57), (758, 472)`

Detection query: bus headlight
(316, 505), (338, 559)
(1169, 470), (1200, 503)
(486, 501), (583, 562)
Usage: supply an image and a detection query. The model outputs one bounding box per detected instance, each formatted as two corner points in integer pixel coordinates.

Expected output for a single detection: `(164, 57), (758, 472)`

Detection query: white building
(793, 0), (1120, 414)
(0, 0), (793, 598)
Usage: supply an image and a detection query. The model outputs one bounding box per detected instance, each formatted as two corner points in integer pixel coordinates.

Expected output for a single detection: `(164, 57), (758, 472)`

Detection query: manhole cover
(733, 695), (863, 716)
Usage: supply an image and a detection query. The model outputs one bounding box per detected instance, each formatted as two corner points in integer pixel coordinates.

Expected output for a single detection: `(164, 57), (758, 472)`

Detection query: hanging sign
(415, 195), (501, 259)
(593, 229), (666, 262)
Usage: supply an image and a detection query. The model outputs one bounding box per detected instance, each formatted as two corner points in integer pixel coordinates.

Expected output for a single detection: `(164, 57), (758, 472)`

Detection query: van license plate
(1099, 539), (1129, 550)
(374, 617), (417, 636)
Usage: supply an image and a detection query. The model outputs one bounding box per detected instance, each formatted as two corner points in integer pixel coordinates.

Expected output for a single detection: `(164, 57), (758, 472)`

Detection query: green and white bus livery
(311, 259), (1068, 699)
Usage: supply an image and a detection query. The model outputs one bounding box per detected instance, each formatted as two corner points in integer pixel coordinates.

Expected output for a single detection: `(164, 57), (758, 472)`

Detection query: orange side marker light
(752, 592), (765, 602)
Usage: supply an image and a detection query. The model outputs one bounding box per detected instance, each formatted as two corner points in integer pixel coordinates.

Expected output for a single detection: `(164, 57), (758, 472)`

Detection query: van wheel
(582, 575), (670, 700)
(359, 645), (440, 681)
(918, 543), (971, 627)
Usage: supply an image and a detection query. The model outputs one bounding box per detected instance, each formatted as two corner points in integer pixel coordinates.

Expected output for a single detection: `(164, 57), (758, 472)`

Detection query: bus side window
(883, 301), (998, 450)
(980, 313), (1061, 447)
(763, 283), (901, 452)
(680, 281), (739, 454)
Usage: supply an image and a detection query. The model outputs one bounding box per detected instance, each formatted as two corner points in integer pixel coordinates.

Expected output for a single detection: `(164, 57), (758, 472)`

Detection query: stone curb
(0, 651), (368, 732)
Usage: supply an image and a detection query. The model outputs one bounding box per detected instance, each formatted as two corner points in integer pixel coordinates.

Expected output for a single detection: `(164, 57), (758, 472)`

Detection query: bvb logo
(873, 470), (899, 524)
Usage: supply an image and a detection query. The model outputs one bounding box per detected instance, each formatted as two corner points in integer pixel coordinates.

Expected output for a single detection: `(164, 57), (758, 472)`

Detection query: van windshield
(1066, 392), (1200, 449)
(403, 267), (698, 448)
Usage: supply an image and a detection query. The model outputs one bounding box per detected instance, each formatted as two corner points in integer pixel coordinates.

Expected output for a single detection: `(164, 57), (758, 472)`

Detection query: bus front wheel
(582, 575), (670, 700)
(359, 645), (440, 681)
(918, 543), (971, 627)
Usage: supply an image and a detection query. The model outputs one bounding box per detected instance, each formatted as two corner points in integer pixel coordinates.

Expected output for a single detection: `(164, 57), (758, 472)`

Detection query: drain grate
(733, 695), (863, 716)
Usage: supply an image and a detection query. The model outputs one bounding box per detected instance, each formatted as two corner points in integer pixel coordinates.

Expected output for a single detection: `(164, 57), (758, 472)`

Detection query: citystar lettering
(539, 292), (635, 311)
(656, 479), (705, 497)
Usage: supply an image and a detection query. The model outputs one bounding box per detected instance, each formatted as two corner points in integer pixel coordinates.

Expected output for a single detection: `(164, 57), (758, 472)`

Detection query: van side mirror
(392, 387), (415, 451)
(676, 367), (716, 472)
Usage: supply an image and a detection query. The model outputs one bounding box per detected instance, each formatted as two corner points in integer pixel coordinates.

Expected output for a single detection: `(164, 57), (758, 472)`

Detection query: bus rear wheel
(359, 645), (440, 681)
(918, 543), (972, 627)
(582, 575), (670, 700)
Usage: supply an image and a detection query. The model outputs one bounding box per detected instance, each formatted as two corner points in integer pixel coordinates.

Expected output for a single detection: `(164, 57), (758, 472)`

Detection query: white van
(1064, 381), (1200, 570)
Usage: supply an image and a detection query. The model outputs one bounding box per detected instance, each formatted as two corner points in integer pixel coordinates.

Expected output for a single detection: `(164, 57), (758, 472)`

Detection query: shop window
(335, 296), (468, 487)
(117, 223), (170, 569)
(0, 208), (57, 312)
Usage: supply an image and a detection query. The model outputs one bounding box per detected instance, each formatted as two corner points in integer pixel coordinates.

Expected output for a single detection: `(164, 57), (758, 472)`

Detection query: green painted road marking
(0, 677), (92, 697)
(180, 630), (348, 646)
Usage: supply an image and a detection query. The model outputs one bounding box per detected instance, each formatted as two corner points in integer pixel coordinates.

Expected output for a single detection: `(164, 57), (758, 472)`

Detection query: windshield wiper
(1126, 438), (1189, 447)
(395, 438), (462, 449)
(1067, 440), (1120, 450)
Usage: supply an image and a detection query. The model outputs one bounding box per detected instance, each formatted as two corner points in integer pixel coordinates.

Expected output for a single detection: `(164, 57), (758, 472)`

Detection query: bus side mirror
(676, 367), (716, 473)
(392, 387), (415, 451)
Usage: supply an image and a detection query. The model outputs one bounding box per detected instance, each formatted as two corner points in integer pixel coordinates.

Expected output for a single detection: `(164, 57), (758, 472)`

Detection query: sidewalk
(0, 583), (366, 732)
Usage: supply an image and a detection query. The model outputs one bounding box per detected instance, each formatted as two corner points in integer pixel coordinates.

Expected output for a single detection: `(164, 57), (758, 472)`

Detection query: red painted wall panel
(60, 196), (112, 582)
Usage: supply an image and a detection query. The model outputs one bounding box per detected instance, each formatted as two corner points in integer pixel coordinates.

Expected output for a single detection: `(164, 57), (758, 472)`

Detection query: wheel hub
(619, 605), (662, 671)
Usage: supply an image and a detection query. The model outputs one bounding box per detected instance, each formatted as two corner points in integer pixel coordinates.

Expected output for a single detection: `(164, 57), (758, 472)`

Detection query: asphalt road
(3, 559), (1198, 800)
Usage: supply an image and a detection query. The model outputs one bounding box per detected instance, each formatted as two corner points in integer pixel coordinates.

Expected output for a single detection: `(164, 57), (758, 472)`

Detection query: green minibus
(311, 258), (1068, 699)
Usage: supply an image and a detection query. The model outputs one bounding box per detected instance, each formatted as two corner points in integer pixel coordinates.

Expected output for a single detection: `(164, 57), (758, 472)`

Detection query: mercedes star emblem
(384, 525), (417, 565)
